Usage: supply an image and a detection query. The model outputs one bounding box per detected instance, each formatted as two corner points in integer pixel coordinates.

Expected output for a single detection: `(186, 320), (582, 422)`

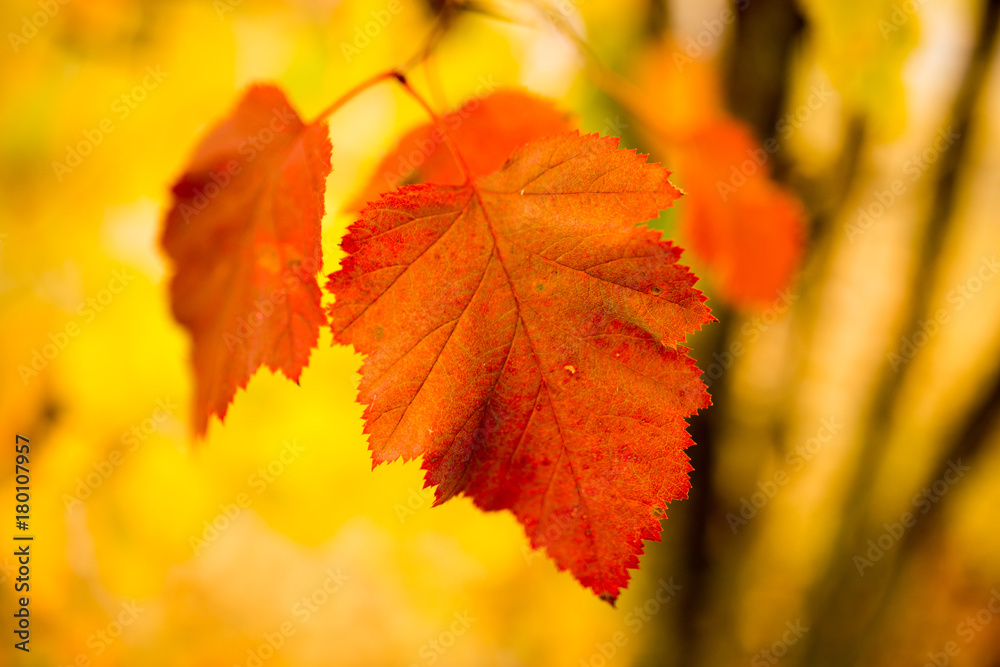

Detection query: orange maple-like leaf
(329, 132), (713, 600)
(672, 121), (802, 307)
(349, 89), (573, 208)
(634, 43), (803, 308)
(162, 85), (331, 435)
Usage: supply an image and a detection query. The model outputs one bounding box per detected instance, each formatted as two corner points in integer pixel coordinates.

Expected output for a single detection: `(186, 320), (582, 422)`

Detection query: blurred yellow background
(2, 0), (1000, 665)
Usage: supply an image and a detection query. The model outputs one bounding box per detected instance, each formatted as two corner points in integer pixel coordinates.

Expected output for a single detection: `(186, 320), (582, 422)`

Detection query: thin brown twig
(311, 5), (454, 126)
(310, 69), (402, 127)
(395, 74), (473, 183)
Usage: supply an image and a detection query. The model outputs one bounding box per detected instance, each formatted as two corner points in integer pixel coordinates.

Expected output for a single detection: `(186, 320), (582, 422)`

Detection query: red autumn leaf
(162, 84), (331, 436)
(672, 120), (802, 307)
(633, 43), (803, 308)
(329, 132), (713, 600)
(349, 89), (573, 208)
